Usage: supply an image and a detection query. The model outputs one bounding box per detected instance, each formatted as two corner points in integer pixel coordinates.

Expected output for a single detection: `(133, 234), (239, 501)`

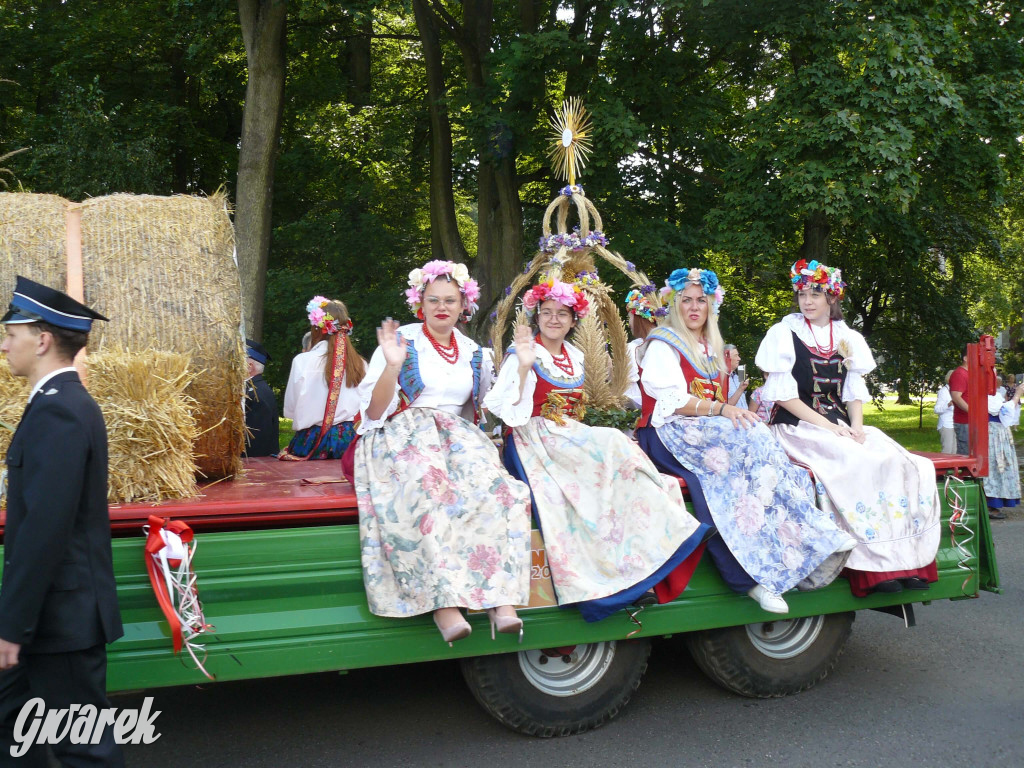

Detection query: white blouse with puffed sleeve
(639, 335), (704, 428)
(357, 323), (486, 433)
(483, 342), (585, 428)
(755, 313), (874, 404)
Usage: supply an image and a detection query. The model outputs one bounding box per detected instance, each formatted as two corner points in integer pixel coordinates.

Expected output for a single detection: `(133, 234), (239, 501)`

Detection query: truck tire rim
(744, 615), (825, 660)
(517, 641), (616, 697)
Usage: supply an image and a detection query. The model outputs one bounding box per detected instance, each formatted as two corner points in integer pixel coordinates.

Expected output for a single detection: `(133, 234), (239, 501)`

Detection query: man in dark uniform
(0, 276), (124, 766)
(243, 338), (279, 457)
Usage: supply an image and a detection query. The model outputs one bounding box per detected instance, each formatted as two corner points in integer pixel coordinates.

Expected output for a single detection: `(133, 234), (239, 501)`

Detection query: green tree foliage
(1, 0), (1022, 404)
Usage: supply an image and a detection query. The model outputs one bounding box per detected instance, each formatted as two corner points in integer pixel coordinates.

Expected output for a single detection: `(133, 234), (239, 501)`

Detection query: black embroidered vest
(770, 331), (849, 426)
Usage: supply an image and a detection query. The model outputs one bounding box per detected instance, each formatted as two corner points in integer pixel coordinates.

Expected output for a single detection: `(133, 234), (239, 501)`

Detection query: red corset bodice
(636, 341), (726, 429)
(531, 371), (586, 425)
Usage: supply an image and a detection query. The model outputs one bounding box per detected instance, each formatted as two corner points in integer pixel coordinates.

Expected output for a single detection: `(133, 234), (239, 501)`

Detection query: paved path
(117, 521), (1023, 768)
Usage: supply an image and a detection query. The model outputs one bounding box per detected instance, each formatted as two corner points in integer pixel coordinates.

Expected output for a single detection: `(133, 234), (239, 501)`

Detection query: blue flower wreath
(667, 268), (719, 295)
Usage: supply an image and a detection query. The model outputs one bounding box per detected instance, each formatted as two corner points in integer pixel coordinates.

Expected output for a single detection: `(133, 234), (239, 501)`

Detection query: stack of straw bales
(89, 350), (200, 504)
(78, 193), (245, 478)
(0, 353), (199, 505)
(0, 361), (28, 460)
(0, 192), (68, 290)
(0, 191), (245, 501)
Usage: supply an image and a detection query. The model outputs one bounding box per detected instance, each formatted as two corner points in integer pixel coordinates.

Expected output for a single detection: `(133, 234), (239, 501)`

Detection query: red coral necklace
(543, 336), (575, 376)
(423, 323), (459, 364)
(805, 318), (834, 356)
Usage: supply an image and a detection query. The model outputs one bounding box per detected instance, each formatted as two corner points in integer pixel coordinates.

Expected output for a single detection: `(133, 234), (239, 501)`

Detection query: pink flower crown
(404, 260), (480, 319)
(522, 278), (590, 319)
(305, 296), (352, 336)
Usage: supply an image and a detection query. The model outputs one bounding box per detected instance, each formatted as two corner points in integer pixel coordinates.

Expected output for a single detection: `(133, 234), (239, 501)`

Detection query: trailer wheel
(460, 639), (651, 737)
(686, 612), (854, 698)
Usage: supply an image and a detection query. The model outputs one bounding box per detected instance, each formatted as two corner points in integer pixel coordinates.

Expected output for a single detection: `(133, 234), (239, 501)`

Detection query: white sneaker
(748, 585), (790, 614)
(835, 535), (858, 553)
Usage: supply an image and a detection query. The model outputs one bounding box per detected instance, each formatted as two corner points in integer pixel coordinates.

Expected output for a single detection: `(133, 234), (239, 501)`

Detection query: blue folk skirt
(286, 421), (357, 460)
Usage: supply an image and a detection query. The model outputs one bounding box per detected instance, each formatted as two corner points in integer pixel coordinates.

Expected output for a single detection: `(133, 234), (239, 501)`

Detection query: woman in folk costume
(355, 261), (532, 645)
(984, 381), (1023, 520)
(622, 288), (662, 410)
(755, 260), (941, 595)
(636, 268), (856, 614)
(281, 297), (365, 459)
(483, 276), (712, 622)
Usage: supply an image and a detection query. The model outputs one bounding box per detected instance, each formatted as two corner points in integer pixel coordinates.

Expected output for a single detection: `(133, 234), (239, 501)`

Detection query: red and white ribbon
(143, 515), (216, 680)
(943, 475), (976, 598)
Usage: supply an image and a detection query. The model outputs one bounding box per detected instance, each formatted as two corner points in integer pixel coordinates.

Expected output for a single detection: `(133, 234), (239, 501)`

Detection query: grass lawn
(277, 395), (943, 454)
(862, 395), (942, 453)
(279, 418), (293, 451)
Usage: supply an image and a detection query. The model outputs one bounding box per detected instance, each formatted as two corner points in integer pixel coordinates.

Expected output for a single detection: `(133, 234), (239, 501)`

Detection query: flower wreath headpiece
(405, 260), (481, 319)
(521, 277), (590, 319)
(790, 259), (845, 299)
(659, 268), (725, 315)
(624, 288), (657, 321)
(306, 296), (352, 336)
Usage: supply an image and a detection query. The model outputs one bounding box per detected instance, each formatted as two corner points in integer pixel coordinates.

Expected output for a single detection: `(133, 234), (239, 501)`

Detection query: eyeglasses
(538, 310), (573, 320)
(424, 297), (461, 309)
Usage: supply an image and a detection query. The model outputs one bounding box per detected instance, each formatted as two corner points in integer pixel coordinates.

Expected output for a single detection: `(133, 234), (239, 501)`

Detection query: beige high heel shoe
(433, 610), (471, 647)
(487, 607), (524, 643)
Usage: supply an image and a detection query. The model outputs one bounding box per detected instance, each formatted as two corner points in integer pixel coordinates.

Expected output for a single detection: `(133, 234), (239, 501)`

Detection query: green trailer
(1, 343), (1003, 738)
(88, 447), (997, 738)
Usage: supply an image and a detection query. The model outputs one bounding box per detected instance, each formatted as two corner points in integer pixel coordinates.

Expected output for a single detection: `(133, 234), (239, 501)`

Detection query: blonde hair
(656, 288), (727, 376)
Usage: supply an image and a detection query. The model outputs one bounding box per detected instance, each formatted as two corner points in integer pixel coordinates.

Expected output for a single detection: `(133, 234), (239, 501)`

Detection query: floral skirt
(506, 417), (710, 613)
(770, 421), (941, 573)
(285, 421), (356, 459)
(655, 417), (852, 595)
(984, 420), (1021, 507)
(354, 407), (532, 618)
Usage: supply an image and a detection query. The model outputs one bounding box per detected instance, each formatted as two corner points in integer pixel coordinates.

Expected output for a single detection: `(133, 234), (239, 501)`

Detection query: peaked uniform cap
(1, 275), (108, 331)
(245, 338), (271, 365)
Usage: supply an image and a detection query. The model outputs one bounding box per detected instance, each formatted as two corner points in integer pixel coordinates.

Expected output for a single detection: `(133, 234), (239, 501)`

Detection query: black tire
(460, 639), (651, 737)
(685, 611), (855, 698)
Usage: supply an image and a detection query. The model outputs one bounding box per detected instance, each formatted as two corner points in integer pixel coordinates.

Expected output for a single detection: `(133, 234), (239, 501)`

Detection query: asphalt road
(117, 521), (1022, 768)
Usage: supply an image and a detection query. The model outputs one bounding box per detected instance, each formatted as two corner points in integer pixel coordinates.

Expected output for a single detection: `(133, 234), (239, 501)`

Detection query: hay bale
(0, 360), (29, 461)
(80, 193), (245, 479)
(0, 192), (68, 290)
(0, 191), (245, 480)
(88, 350), (201, 504)
(0, 354), (199, 505)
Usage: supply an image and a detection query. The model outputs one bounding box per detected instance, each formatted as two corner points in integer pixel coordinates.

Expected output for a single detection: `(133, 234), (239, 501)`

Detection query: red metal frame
(964, 335), (996, 478)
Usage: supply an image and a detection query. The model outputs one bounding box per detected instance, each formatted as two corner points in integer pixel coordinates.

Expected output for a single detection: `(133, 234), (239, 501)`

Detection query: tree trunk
(347, 14), (372, 109)
(167, 45), (190, 194)
(236, 0), (287, 340)
(798, 210), (831, 263)
(461, 0), (524, 315)
(475, 154), (523, 314)
(412, 0), (470, 264)
(896, 374), (912, 405)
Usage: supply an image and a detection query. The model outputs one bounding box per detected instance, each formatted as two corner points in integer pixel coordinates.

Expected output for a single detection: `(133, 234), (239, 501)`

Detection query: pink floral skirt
(511, 417), (704, 605)
(354, 407), (532, 618)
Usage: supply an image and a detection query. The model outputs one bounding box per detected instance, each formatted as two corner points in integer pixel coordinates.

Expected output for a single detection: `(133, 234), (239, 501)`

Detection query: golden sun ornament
(548, 97), (593, 187)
